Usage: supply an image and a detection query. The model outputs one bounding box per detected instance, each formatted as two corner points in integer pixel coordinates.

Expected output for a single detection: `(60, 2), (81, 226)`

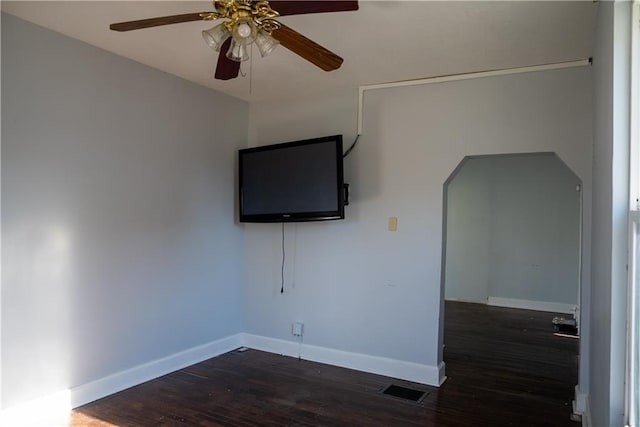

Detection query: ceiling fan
(110, 1), (358, 80)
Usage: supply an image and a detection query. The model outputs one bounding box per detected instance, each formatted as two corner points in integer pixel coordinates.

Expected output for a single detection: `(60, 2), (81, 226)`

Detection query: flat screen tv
(239, 135), (345, 223)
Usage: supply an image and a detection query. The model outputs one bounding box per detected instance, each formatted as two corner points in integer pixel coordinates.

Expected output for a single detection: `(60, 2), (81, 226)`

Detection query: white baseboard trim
(445, 297), (487, 304)
(487, 297), (576, 314)
(0, 332), (244, 424)
(70, 333), (243, 408)
(0, 389), (73, 427)
(1, 332), (444, 425)
(573, 385), (588, 415)
(0, 334), (242, 427)
(582, 395), (592, 427)
(241, 333), (445, 387)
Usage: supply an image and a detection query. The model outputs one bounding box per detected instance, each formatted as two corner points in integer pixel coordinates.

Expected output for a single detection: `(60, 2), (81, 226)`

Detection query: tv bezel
(239, 135), (345, 223)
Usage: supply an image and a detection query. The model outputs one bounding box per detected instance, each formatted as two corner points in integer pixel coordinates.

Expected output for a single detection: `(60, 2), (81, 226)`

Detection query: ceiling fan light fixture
(255, 29), (279, 57)
(202, 23), (231, 51)
(226, 39), (250, 62)
(110, 0), (355, 81)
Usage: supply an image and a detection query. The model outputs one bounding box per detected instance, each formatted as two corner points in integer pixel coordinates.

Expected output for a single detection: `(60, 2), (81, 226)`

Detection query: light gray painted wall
(247, 67), (593, 371)
(589, 2), (631, 426)
(445, 154), (581, 305)
(1, 14), (248, 408)
(589, 7), (614, 422)
(490, 155), (581, 304)
(444, 158), (491, 303)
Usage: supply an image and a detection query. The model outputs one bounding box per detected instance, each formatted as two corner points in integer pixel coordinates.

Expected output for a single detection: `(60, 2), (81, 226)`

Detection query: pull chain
(249, 44), (253, 95)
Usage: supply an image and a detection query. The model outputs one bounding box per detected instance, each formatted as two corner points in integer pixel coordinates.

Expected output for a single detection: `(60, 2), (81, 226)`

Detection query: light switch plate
(388, 217), (398, 231)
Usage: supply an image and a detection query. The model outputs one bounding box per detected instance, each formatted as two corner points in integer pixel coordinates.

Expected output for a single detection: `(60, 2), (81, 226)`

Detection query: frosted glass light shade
(255, 30), (279, 57)
(202, 24), (231, 51)
(226, 39), (250, 62)
(231, 19), (257, 44)
(236, 22), (252, 39)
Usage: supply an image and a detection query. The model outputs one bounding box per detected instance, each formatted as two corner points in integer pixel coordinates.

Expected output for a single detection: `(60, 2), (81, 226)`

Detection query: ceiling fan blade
(215, 39), (241, 80)
(268, 1), (358, 16)
(110, 12), (210, 32)
(271, 24), (343, 72)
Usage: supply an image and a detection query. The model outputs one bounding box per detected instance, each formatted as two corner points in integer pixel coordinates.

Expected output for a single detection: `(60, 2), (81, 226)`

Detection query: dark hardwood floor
(71, 301), (579, 426)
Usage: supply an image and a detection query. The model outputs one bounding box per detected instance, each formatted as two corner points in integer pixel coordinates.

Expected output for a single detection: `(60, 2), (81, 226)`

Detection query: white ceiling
(2, 1), (596, 103)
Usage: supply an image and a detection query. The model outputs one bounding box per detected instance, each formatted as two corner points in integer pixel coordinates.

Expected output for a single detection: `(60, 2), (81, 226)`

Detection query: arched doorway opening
(440, 152), (582, 420)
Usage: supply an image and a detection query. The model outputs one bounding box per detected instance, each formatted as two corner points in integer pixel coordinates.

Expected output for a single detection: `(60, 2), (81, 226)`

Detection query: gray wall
(246, 67), (593, 373)
(445, 154), (581, 306)
(589, 2), (631, 426)
(1, 13), (248, 408)
(444, 158), (492, 303)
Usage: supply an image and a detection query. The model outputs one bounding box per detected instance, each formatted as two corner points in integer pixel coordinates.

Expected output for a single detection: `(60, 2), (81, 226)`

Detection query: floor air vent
(381, 384), (427, 402)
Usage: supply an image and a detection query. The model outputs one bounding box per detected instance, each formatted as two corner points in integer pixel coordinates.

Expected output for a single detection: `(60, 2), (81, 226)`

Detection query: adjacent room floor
(71, 301), (579, 426)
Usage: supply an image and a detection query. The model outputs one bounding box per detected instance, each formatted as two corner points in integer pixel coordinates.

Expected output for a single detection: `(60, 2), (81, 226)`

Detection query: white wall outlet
(292, 322), (304, 337)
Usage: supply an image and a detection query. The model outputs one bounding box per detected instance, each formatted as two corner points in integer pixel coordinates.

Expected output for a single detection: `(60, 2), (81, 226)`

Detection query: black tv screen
(239, 135), (345, 223)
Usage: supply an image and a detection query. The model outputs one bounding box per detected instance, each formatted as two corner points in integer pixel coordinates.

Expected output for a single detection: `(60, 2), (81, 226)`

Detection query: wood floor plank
(71, 301), (579, 426)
